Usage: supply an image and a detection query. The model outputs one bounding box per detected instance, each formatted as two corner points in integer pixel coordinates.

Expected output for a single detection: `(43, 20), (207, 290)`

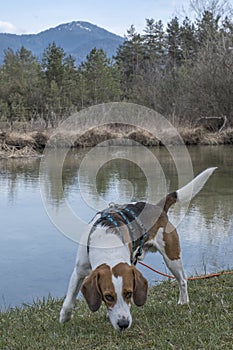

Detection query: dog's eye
(104, 294), (114, 302)
(125, 292), (132, 299)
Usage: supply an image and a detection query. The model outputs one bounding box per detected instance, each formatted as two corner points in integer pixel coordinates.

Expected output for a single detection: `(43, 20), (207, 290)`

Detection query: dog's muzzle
(117, 317), (130, 331)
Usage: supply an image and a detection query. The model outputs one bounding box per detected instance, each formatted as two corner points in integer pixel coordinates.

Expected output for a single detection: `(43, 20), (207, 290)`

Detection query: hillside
(0, 21), (124, 65)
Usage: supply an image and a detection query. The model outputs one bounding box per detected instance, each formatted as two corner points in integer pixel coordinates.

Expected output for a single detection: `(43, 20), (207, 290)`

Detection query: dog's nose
(117, 318), (130, 330)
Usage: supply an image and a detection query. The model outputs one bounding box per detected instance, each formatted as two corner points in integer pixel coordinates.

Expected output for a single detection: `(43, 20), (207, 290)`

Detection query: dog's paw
(59, 308), (73, 323)
(178, 295), (189, 305)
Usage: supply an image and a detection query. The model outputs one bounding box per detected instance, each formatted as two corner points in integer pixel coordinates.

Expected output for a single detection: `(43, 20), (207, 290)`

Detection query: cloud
(0, 20), (17, 33)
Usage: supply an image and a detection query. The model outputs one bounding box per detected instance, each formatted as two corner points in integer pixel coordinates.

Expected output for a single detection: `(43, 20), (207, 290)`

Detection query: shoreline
(1, 126), (233, 158)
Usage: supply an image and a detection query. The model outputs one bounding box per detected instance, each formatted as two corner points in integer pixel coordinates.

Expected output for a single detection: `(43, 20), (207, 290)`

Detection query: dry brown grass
(1, 126), (233, 150)
(179, 127), (233, 145)
(5, 131), (35, 147)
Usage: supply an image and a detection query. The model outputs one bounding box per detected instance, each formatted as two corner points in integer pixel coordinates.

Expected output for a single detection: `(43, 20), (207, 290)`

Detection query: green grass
(1, 275), (232, 350)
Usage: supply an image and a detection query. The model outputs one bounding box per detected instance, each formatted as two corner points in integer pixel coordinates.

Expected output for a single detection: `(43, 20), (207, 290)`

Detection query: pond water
(0, 145), (233, 309)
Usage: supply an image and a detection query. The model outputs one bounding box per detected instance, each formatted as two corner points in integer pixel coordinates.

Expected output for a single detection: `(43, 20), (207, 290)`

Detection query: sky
(0, 0), (194, 37)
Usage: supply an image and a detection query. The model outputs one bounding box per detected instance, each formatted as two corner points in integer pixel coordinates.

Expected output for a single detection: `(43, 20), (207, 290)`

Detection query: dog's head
(81, 262), (148, 330)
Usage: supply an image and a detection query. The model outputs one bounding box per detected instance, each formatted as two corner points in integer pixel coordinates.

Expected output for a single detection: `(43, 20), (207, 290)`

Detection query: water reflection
(0, 145), (233, 308)
(0, 158), (40, 201)
(2, 145), (233, 236)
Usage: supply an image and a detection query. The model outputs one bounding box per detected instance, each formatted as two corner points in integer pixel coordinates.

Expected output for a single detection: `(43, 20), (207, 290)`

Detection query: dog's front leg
(60, 244), (90, 323)
(59, 267), (85, 323)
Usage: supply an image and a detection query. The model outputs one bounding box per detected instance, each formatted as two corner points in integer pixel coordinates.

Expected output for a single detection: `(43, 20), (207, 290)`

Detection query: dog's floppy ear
(81, 271), (102, 312)
(132, 266), (148, 306)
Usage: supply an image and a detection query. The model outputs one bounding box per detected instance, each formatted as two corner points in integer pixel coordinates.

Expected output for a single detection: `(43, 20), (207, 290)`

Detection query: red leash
(138, 261), (233, 280)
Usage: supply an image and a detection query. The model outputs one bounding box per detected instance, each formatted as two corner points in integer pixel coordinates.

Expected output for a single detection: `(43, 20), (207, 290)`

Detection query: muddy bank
(0, 143), (40, 159)
(0, 131), (45, 159)
(1, 126), (233, 155)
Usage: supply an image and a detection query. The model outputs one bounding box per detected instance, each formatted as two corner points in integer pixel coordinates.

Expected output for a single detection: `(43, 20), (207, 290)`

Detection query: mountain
(0, 21), (125, 65)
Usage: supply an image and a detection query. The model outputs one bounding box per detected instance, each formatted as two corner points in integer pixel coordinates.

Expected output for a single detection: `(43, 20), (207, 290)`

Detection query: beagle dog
(60, 167), (216, 330)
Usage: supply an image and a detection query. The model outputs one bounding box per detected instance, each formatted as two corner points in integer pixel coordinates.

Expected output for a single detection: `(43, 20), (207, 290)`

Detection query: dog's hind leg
(162, 255), (189, 305)
(149, 226), (189, 305)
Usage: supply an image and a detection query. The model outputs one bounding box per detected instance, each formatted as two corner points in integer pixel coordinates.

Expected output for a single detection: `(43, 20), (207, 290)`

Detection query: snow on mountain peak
(75, 22), (91, 31)
(60, 21), (92, 32)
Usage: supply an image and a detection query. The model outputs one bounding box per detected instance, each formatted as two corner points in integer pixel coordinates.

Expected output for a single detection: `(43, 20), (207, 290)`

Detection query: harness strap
(132, 232), (148, 265)
(87, 204), (148, 265)
(117, 210), (137, 252)
(106, 213), (123, 238)
(124, 207), (147, 233)
(122, 207), (148, 265)
(87, 212), (123, 254)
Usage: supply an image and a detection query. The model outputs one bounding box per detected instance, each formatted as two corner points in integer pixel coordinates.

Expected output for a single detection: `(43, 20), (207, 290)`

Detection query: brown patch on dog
(163, 222), (181, 260)
(145, 209), (180, 261)
(81, 264), (117, 311)
(164, 192), (177, 213)
(112, 263), (148, 306)
(112, 263), (134, 303)
(157, 192), (177, 213)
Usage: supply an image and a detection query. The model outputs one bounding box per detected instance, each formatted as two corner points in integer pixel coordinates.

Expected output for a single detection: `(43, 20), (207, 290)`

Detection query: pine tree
(166, 17), (182, 68)
(115, 25), (145, 99)
(42, 42), (66, 89)
(0, 47), (41, 126)
(62, 55), (78, 116)
(196, 10), (220, 47)
(41, 42), (67, 124)
(77, 48), (120, 107)
(143, 19), (165, 60)
(180, 17), (198, 61)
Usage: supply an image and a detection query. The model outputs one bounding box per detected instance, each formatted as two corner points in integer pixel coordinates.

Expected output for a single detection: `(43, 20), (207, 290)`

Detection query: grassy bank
(1, 275), (232, 350)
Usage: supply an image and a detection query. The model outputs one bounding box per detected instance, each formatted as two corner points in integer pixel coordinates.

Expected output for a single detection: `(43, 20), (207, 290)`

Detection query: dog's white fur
(60, 167), (216, 330)
(109, 275), (133, 329)
(177, 167), (216, 202)
(88, 225), (131, 269)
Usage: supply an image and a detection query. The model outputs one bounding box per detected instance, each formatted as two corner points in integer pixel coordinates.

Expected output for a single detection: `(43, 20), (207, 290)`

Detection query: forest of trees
(0, 1), (233, 129)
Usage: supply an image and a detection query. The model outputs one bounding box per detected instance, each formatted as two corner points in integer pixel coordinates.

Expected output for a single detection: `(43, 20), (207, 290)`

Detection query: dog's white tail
(176, 167), (217, 203)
